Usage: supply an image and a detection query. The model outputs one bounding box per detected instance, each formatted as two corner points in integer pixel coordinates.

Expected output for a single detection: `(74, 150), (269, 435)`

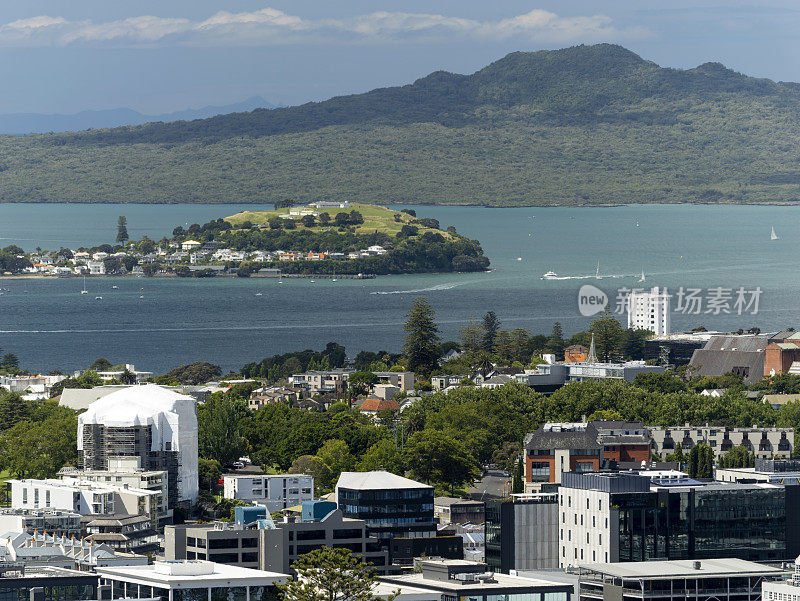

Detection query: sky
(2, 1), (800, 114)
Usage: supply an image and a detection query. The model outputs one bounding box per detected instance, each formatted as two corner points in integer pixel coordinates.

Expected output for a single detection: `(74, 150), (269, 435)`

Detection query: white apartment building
(558, 476), (617, 568)
(223, 474), (314, 512)
(628, 286), (670, 335)
(94, 364), (153, 383)
(59, 457), (170, 522)
(8, 479), (162, 527)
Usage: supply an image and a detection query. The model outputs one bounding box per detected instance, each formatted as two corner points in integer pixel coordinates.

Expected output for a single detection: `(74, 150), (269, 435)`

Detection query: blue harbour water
(1, 203), (799, 373)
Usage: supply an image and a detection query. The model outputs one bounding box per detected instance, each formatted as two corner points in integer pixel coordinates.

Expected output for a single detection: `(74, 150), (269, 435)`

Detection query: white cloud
(0, 7), (647, 47)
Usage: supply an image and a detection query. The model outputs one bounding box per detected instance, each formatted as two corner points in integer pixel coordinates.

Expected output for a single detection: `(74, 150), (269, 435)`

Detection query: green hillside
(3, 44), (800, 205)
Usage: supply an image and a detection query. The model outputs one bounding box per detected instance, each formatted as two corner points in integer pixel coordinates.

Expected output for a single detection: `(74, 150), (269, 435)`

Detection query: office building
(579, 558), (783, 601)
(433, 498), (485, 525)
(96, 560), (288, 601)
(337, 471), (436, 541)
(336, 471), (463, 565)
(166, 502), (392, 575)
(222, 474), (313, 511)
(628, 287), (670, 335)
(717, 458), (800, 485)
(260, 505), (392, 575)
(78, 384), (199, 507)
(0, 508), (81, 537)
(379, 559), (572, 601)
(649, 425), (793, 460)
(558, 472), (800, 568)
(485, 493), (559, 573)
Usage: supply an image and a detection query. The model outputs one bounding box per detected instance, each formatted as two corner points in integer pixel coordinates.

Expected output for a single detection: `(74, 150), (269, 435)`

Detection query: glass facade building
(614, 484), (795, 562)
(338, 486), (435, 540)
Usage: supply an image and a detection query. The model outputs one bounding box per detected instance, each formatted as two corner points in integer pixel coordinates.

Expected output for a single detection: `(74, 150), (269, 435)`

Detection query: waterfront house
(86, 261), (106, 275)
(180, 240), (201, 251)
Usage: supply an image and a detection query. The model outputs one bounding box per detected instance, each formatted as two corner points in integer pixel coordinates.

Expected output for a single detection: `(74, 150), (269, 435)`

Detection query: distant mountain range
(2, 44), (800, 205)
(0, 96), (279, 134)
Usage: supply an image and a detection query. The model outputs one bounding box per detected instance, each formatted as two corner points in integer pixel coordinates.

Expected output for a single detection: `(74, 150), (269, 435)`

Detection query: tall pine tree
(402, 297), (441, 377)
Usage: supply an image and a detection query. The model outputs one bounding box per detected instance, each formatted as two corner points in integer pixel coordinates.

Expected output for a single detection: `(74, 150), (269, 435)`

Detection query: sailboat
(595, 261), (601, 280)
(638, 269), (646, 283)
(771, 226), (779, 240)
(80, 276), (88, 294)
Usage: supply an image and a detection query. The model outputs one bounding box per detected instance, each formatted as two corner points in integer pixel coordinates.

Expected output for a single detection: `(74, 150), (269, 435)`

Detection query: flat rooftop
(96, 562), (288, 587)
(579, 558), (784, 580)
(382, 568), (571, 593)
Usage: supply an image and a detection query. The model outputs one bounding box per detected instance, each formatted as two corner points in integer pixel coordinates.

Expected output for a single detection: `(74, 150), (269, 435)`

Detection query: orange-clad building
(524, 422), (603, 486)
(523, 420), (652, 486)
(593, 420), (652, 463)
(564, 345), (589, 363)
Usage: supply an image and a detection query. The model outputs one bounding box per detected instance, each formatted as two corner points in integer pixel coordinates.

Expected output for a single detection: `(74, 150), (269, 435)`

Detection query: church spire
(587, 333), (598, 363)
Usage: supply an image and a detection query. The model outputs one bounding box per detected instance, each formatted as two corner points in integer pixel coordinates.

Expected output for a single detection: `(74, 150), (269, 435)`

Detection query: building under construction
(77, 385), (198, 508)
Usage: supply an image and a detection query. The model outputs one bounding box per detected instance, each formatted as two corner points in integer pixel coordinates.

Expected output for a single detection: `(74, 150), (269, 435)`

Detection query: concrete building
(8, 478), (163, 528)
(289, 369), (353, 394)
(649, 425), (793, 460)
(380, 560), (572, 601)
(516, 362), (664, 393)
(373, 372), (415, 392)
(764, 558), (800, 601)
(96, 560), (288, 601)
(558, 471), (800, 568)
(485, 493), (559, 573)
(433, 497), (485, 525)
(0, 508), (81, 537)
(222, 474), (313, 511)
(59, 456), (170, 522)
(95, 365), (153, 383)
(716, 458), (800, 485)
(166, 502), (391, 575)
(580, 558), (783, 601)
(627, 286), (670, 335)
(77, 384), (199, 507)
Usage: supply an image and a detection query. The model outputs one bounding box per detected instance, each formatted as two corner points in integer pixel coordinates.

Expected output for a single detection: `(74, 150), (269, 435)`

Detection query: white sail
(771, 226), (779, 240)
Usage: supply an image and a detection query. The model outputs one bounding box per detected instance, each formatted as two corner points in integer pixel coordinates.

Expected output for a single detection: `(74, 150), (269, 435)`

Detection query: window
(208, 538), (238, 549)
(297, 529), (326, 541)
(241, 538), (257, 548)
(242, 552), (258, 563)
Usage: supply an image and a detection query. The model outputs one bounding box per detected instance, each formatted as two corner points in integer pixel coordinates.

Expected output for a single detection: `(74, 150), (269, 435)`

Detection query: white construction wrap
(77, 384), (199, 503)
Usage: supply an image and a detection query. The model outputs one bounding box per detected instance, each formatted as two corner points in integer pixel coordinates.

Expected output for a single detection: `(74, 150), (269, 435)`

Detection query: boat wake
(370, 282), (463, 295)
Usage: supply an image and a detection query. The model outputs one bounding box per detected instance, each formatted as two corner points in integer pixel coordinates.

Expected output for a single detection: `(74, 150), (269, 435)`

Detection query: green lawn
(226, 203), (450, 238)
